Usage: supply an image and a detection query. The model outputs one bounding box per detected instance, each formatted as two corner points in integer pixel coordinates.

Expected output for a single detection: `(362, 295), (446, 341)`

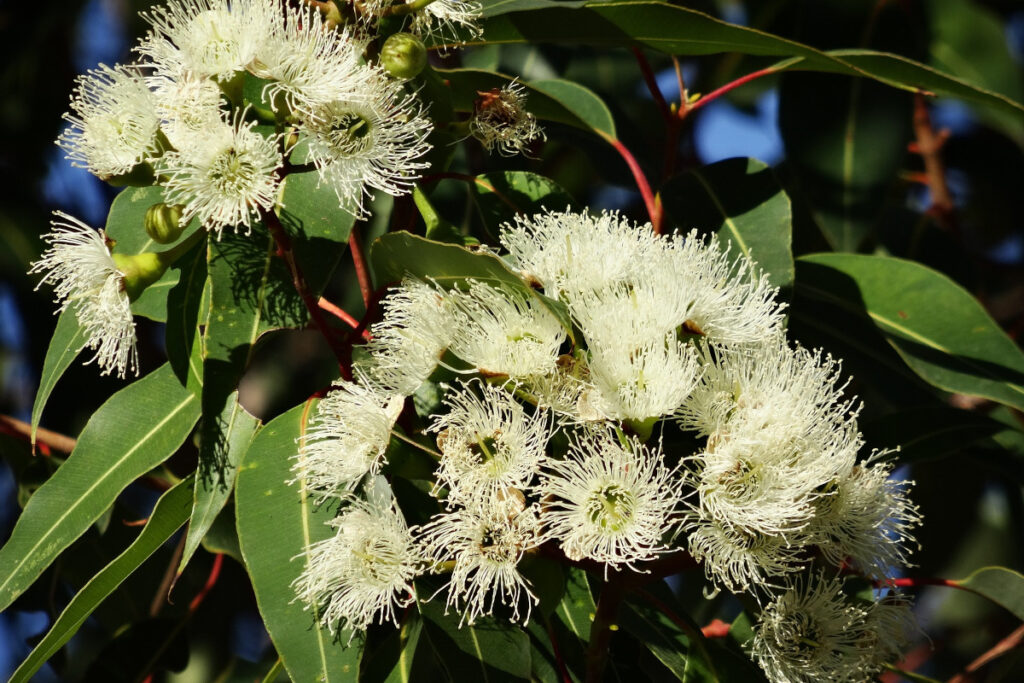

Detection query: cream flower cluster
(293, 208), (921, 682)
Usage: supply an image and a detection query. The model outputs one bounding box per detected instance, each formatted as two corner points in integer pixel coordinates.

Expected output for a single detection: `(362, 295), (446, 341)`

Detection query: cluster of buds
(292, 208), (921, 682)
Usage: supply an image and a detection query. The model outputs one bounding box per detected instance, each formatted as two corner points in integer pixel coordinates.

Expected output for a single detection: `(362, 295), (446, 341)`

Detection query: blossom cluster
(293, 208), (922, 682)
(32, 0), (540, 379)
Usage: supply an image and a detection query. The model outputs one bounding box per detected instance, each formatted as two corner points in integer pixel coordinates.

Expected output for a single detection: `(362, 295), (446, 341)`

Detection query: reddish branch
(948, 623), (1024, 683)
(877, 576), (960, 589)
(632, 48), (673, 125)
(188, 553), (224, 613)
(602, 133), (663, 233)
(685, 66), (779, 116)
(0, 414), (77, 454)
(348, 223), (373, 309)
(263, 209), (352, 380)
(318, 296), (370, 339)
(910, 93), (956, 231)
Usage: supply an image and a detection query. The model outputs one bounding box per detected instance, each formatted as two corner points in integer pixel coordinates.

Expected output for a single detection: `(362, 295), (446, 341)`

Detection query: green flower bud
(112, 252), (169, 300)
(381, 33), (427, 80)
(144, 203), (187, 244)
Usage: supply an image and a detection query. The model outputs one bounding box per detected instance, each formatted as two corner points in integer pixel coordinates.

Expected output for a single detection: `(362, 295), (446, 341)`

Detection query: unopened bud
(381, 33), (427, 80)
(112, 252), (168, 300)
(144, 203), (186, 244)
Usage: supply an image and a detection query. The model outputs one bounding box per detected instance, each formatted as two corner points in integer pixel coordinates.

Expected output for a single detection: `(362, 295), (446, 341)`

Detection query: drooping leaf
(529, 79), (616, 139)
(278, 170), (356, 293)
(419, 597), (532, 681)
(30, 308), (86, 446)
(165, 239), (208, 387)
(359, 610), (424, 683)
(370, 231), (574, 343)
(470, 171), (576, 235)
(0, 363), (201, 611)
(796, 254), (1024, 413)
(236, 401), (362, 682)
(661, 158), (794, 291)
(9, 476), (194, 683)
(179, 392), (259, 574)
(445, 1), (1024, 124)
(953, 566), (1024, 622)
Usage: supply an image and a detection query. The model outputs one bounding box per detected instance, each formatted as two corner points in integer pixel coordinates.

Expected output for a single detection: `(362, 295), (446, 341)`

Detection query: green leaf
(30, 308), (86, 446)
(370, 231), (574, 343)
(419, 597), (532, 681)
(861, 406), (1005, 464)
(360, 611), (424, 683)
(236, 401), (362, 682)
(554, 567), (594, 645)
(953, 566), (1024, 622)
(0, 363), (201, 611)
(470, 171), (576, 236)
(179, 392), (259, 574)
(661, 158), (793, 291)
(165, 239), (208, 387)
(449, 1), (1024, 123)
(438, 68), (617, 138)
(104, 184), (202, 322)
(618, 598), (709, 680)
(796, 254), (1024, 412)
(278, 170), (355, 293)
(9, 476), (194, 683)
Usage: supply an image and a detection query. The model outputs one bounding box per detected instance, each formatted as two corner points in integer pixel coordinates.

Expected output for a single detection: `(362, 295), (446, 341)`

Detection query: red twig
(685, 66), (778, 116)
(545, 618), (573, 683)
(911, 94), (956, 231)
(632, 48), (673, 125)
(1, 414), (77, 455)
(264, 209), (352, 380)
(877, 577), (959, 589)
(318, 297), (370, 340)
(601, 133), (663, 233)
(188, 553), (224, 613)
(948, 623), (1024, 683)
(349, 223), (373, 310)
(701, 618), (731, 638)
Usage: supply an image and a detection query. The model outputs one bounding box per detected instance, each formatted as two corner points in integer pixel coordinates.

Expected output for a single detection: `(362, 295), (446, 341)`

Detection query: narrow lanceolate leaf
(9, 476), (195, 683)
(469, 171), (576, 235)
(178, 392), (259, 574)
(953, 566), (1024, 622)
(529, 79), (616, 139)
(861, 406), (1005, 464)
(30, 308), (86, 446)
(451, 1), (1024, 123)
(103, 184), (203, 322)
(165, 239), (208, 388)
(661, 158), (794, 291)
(371, 231), (574, 343)
(0, 363), (201, 611)
(236, 401), (362, 682)
(359, 610), (424, 683)
(796, 254), (1024, 413)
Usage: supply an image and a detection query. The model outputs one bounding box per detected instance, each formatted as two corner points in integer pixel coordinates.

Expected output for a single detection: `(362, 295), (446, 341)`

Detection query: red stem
(631, 48), (673, 125)
(189, 554), (224, 613)
(685, 66), (779, 116)
(318, 297), (371, 340)
(602, 134), (663, 234)
(349, 224), (373, 310)
(264, 209), (352, 380)
(878, 577), (959, 589)
(545, 618), (573, 683)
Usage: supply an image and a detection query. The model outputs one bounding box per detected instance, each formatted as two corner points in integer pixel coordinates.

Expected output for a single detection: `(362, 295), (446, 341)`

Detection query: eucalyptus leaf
(954, 566), (1024, 622)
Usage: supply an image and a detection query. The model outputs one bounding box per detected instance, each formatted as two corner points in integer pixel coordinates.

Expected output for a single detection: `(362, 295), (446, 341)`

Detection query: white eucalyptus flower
(539, 430), (683, 572)
(365, 278), (456, 395)
(298, 66), (432, 219)
(751, 574), (912, 683)
(447, 281), (566, 379)
(810, 459), (921, 578)
(685, 517), (806, 594)
(499, 209), (662, 296)
(666, 229), (784, 345)
(419, 499), (541, 625)
(57, 64), (161, 178)
(411, 0), (483, 42)
(295, 378), (405, 498)
(293, 495), (420, 633)
(428, 380), (550, 507)
(149, 73), (226, 149)
(156, 109), (282, 236)
(468, 82), (544, 156)
(29, 213), (137, 378)
(138, 0), (276, 81)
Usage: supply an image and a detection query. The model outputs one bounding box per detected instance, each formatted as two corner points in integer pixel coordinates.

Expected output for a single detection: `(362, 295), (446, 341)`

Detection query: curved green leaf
(470, 171), (576, 235)
(179, 392), (259, 574)
(236, 401), (362, 682)
(861, 406), (1005, 464)
(0, 363), (201, 611)
(30, 308), (86, 447)
(954, 566), (1024, 622)
(529, 79), (616, 138)
(370, 231), (574, 343)
(419, 597), (532, 681)
(165, 240), (208, 387)
(9, 476), (194, 683)
(661, 158), (793, 291)
(796, 254), (1024, 412)
(443, 1), (1024, 123)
